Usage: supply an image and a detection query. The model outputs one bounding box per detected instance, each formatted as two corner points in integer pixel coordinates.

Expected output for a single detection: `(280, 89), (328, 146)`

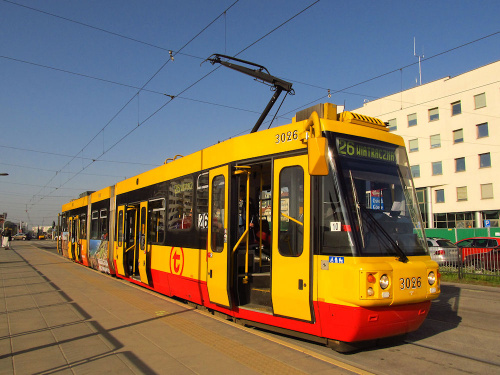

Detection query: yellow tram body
(60, 103), (440, 350)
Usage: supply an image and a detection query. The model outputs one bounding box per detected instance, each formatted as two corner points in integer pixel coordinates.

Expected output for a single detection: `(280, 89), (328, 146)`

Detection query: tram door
(138, 201), (150, 285)
(125, 205), (139, 278)
(271, 155), (312, 321)
(68, 216), (75, 260)
(115, 205), (126, 276)
(207, 165), (231, 308)
(74, 215), (80, 261)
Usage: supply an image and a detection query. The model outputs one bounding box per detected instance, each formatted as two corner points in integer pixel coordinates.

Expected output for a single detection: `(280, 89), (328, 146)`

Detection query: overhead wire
(5, 0), (498, 221)
(40, 0), (320, 198)
(24, 0), (242, 211)
(0, 0), (205, 60)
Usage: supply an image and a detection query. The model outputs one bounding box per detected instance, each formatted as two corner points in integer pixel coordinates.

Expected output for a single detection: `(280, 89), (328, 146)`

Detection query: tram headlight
(367, 287), (374, 297)
(428, 271), (436, 286)
(379, 274), (389, 290)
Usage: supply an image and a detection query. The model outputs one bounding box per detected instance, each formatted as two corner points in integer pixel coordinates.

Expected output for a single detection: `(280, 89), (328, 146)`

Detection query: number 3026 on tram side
(59, 102), (440, 352)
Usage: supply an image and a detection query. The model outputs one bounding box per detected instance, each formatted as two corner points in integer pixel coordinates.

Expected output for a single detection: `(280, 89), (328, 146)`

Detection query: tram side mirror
(308, 136), (329, 176)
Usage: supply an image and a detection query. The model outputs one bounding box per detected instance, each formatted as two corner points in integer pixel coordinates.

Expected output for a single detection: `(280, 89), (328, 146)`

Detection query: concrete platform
(0, 242), (365, 374)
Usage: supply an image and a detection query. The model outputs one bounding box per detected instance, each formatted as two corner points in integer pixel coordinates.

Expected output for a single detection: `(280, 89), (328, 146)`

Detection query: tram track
(425, 316), (499, 332)
(405, 339), (500, 368)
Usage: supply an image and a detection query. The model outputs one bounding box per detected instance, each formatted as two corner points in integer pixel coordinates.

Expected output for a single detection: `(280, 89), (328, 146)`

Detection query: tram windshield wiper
(359, 205), (409, 263)
(348, 171), (408, 263)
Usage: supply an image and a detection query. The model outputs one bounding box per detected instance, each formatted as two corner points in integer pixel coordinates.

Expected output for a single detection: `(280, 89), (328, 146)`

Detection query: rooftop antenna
(414, 37), (424, 85)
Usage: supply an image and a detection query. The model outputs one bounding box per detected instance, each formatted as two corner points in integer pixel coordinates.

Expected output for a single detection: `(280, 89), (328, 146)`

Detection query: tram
(59, 56), (440, 352)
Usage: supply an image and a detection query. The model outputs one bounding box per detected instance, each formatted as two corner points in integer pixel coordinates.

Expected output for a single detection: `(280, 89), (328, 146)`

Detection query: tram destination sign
(337, 138), (396, 164)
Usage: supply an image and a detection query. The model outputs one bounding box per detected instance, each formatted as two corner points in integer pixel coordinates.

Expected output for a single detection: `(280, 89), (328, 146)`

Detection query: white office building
(353, 60), (500, 229)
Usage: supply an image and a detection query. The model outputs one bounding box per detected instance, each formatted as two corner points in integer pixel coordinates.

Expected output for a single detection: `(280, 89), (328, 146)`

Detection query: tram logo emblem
(170, 247), (185, 275)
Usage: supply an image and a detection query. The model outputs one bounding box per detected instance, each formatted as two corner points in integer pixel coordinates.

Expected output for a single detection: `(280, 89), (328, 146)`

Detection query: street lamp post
(1, 174), (7, 233)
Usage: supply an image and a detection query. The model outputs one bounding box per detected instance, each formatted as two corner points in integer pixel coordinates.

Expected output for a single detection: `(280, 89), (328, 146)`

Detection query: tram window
(211, 175), (225, 253)
(278, 166), (304, 257)
(100, 209), (108, 240)
(319, 175), (351, 255)
(80, 214), (86, 238)
(117, 210), (124, 247)
(91, 210), (99, 239)
(168, 177), (193, 230)
(148, 199), (165, 244)
(140, 207), (146, 251)
(61, 216), (68, 232)
(71, 218), (77, 242)
(197, 173), (209, 231)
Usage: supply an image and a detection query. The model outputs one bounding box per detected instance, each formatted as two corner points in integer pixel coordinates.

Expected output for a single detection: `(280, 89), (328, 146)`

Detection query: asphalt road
(31, 240), (500, 374)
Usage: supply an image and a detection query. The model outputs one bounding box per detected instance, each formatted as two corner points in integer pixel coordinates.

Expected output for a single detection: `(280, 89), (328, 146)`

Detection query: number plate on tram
(399, 277), (421, 290)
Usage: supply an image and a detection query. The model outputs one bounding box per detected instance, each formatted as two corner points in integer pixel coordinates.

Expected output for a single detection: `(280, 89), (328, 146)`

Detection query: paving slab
(0, 243), (364, 374)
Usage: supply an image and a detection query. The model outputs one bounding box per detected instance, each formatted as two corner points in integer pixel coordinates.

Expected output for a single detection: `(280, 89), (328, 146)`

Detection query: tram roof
(64, 103), (405, 201)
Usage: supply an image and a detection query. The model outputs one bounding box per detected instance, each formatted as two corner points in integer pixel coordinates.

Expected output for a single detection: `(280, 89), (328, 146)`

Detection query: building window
(430, 134), (441, 149)
(455, 157), (466, 172)
(481, 183), (494, 199)
(453, 129), (464, 144)
(482, 210), (499, 227)
(451, 101), (461, 116)
(457, 186), (467, 201)
(407, 113), (417, 127)
(474, 93), (486, 109)
(387, 118), (397, 131)
(429, 107), (439, 122)
(477, 122), (489, 138)
(409, 139), (418, 152)
(432, 161), (443, 175)
(435, 189), (445, 203)
(411, 165), (420, 178)
(479, 153), (491, 168)
(416, 188), (428, 228)
(434, 212), (474, 228)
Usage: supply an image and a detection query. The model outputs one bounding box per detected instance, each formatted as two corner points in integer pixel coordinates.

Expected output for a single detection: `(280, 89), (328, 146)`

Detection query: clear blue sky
(1, 0), (499, 228)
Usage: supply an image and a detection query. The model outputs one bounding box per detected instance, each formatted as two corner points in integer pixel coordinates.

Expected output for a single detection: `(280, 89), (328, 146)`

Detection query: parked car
(456, 237), (500, 262)
(427, 237), (459, 266)
(12, 233), (27, 241)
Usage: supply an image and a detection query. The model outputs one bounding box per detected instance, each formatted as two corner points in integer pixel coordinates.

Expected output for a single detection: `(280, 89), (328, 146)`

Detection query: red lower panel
(116, 265), (430, 343)
(316, 300), (431, 342)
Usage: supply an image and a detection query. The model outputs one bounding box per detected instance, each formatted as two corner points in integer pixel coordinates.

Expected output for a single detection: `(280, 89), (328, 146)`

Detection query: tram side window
(197, 173), (209, 231)
(320, 175), (351, 255)
(148, 199), (165, 244)
(91, 210), (99, 239)
(100, 209), (108, 240)
(80, 214), (86, 238)
(62, 216), (67, 232)
(211, 175), (225, 253)
(278, 166), (304, 257)
(168, 177), (193, 230)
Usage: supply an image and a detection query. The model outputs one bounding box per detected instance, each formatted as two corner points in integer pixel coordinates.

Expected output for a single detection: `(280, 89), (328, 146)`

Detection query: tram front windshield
(320, 135), (428, 258)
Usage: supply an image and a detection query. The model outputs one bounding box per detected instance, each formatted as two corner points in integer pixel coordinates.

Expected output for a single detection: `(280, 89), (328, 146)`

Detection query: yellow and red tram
(59, 102), (440, 351)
